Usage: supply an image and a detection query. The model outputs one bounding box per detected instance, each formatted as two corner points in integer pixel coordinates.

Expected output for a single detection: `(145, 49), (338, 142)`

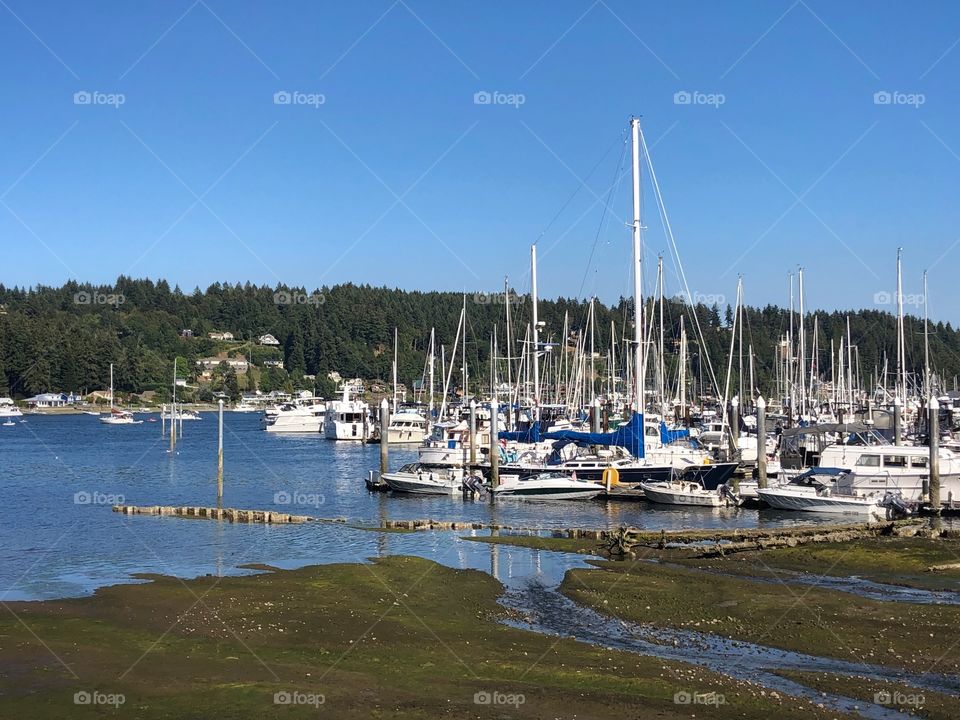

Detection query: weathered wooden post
(217, 399), (224, 502)
(930, 396), (941, 514)
(894, 396), (902, 446)
(380, 399), (390, 476)
(728, 396), (740, 458)
(603, 401), (611, 432)
(468, 399), (477, 470)
(756, 395), (768, 489)
(489, 402), (499, 498)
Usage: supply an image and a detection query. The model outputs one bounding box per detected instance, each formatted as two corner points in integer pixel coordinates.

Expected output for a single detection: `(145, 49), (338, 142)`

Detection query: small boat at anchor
(382, 463), (464, 494)
(756, 468), (890, 518)
(493, 471), (605, 500)
(639, 479), (740, 507)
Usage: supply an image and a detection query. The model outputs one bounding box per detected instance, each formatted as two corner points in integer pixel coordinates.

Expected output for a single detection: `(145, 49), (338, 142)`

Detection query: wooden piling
(756, 395), (767, 489)
(379, 399), (390, 475)
(930, 396), (941, 514)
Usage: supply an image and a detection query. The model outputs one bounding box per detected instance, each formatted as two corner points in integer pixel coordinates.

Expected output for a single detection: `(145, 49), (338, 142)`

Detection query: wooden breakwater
(602, 519), (951, 557)
(113, 504), (329, 524)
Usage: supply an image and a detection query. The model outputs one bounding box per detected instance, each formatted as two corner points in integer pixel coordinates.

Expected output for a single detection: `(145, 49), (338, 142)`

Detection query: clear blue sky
(1, 1), (958, 320)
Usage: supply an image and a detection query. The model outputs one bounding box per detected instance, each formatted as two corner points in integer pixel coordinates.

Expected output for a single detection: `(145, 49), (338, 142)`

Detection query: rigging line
(639, 128), (723, 402)
(532, 129), (626, 248)
(577, 133), (629, 300)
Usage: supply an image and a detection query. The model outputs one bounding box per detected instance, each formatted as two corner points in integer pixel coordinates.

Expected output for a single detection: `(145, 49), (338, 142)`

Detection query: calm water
(0, 413), (870, 600)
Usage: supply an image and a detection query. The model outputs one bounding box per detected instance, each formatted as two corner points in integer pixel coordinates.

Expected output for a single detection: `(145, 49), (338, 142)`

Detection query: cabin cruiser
(778, 423), (960, 502)
(756, 468), (893, 518)
(325, 387), (372, 440)
(382, 463), (464, 494)
(493, 471), (605, 500)
(0, 398), (23, 418)
(386, 410), (428, 444)
(161, 406), (202, 421)
(640, 479), (740, 507)
(264, 398), (326, 434)
(100, 408), (143, 425)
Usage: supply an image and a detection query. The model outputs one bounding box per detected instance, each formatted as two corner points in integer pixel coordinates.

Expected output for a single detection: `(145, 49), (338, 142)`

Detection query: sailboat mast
(896, 248), (906, 400)
(798, 268), (806, 418)
(631, 117), (644, 413)
(428, 328), (435, 420)
(531, 244), (540, 419)
(392, 327), (398, 413)
(924, 269), (930, 396)
(504, 276), (512, 398)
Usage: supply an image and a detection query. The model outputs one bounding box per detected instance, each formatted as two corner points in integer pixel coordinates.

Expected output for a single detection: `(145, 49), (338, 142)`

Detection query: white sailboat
(100, 363), (142, 425)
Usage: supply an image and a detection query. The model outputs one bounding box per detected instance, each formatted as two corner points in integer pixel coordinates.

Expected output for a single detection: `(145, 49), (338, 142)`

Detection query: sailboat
(100, 363), (142, 425)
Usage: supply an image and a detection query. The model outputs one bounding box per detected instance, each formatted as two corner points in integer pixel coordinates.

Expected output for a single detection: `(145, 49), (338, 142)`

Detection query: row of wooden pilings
(113, 505), (317, 523)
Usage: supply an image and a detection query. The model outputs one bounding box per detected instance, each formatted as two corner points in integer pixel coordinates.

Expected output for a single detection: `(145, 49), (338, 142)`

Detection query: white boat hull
(756, 488), (883, 517)
(640, 482), (732, 507)
(382, 471), (461, 495)
(265, 416), (324, 433)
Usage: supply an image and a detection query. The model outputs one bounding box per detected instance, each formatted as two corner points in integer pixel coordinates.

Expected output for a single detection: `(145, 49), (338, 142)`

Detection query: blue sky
(1, 1), (959, 320)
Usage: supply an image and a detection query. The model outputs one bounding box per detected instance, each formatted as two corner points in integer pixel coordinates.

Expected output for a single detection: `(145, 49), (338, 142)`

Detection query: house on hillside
(180, 329), (193, 338)
(208, 331), (235, 341)
(258, 333), (280, 346)
(263, 359), (283, 368)
(196, 356), (249, 379)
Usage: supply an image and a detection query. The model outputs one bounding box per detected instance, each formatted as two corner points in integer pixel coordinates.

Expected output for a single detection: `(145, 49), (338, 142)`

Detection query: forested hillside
(0, 277), (956, 401)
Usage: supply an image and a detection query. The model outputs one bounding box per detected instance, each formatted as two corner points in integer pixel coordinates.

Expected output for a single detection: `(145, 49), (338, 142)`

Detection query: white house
(208, 331), (235, 341)
(258, 333), (280, 346)
(263, 359), (283, 368)
(26, 393), (69, 408)
(197, 357), (249, 376)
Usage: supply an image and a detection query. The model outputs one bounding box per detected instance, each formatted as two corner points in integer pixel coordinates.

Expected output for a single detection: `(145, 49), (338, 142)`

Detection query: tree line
(0, 277), (956, 401)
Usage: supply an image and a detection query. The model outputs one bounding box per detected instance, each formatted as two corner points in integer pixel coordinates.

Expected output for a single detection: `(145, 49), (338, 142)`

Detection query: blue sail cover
(660, 422), (690, 445)
(497, 421), (542, 444)
(540, 412), (645, 458)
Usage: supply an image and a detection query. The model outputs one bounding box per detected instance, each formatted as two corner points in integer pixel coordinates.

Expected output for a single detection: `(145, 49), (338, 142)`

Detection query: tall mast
(924, 269), (930, 396)
(798, 268), (806, 418)
(109, 362), (114, 411)
(531, 245), (540, 419)
(657, 256), (665, 413)
(504, 276), (512, 398)
(428, 328), (435, 419)
(788, 272), (795, 414)
(461, 295), (468, 402)
(392, 326), (398, 413)
(589, 297), (596, 408)
(631, 117), (644, 413)
(896, 248), (906, 400)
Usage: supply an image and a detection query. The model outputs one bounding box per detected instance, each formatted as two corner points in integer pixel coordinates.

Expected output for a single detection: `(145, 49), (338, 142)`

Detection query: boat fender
(602, 467), (619, 489)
